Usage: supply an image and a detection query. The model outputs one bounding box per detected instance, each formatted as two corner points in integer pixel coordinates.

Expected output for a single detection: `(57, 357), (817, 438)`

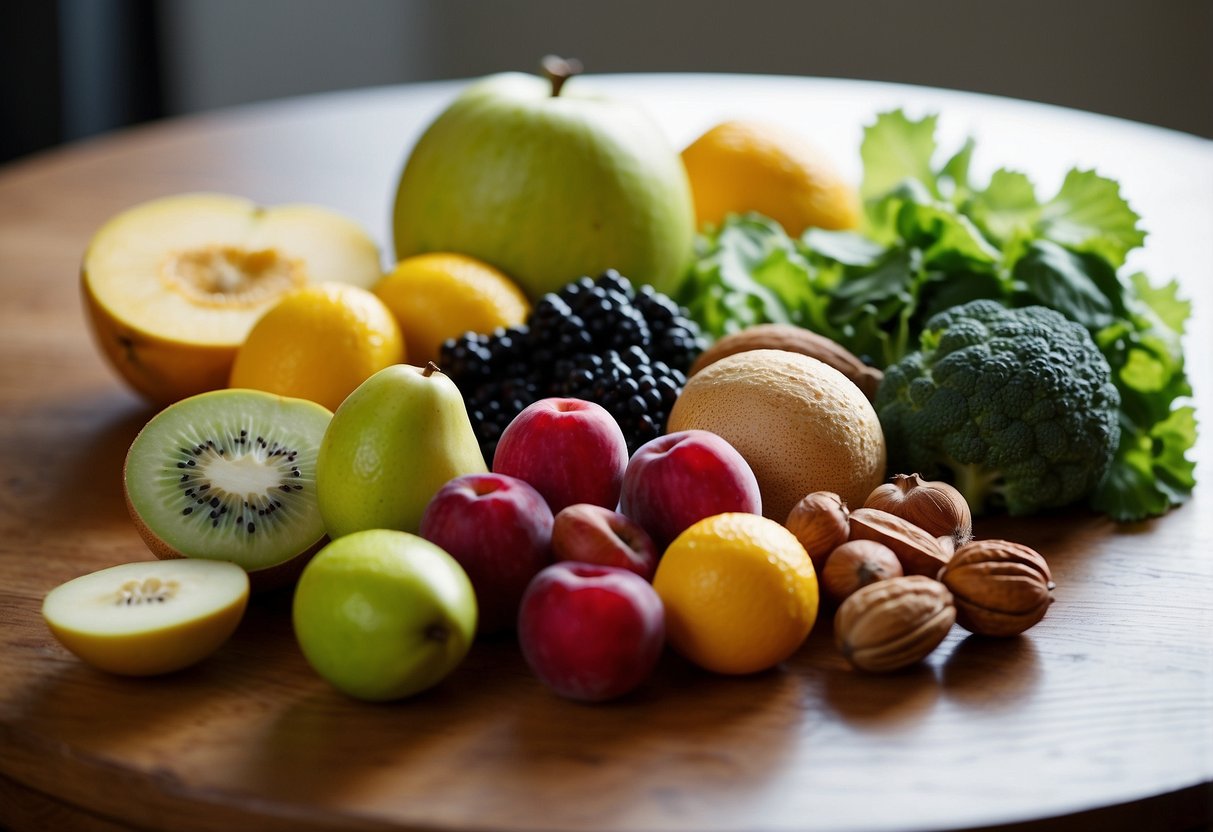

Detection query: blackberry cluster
(440, 270), (705, 465)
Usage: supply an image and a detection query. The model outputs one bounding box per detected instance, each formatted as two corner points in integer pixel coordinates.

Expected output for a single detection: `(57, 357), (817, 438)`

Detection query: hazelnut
(785, 491), (850, 571)
(938, 539), (1055, 637)
(821, 539), (902, 604)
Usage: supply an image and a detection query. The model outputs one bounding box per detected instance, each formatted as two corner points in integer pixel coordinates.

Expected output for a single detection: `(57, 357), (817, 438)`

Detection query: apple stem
(423, 361), (439, 377)
(541, 55), (583, 97)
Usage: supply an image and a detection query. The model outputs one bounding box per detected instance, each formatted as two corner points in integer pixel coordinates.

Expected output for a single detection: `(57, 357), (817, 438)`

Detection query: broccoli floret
(875, 300), (1120, 515)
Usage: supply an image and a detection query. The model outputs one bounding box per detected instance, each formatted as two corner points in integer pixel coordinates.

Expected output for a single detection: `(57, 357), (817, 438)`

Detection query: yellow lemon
(652, 512), (818, 675)
(229, 282), (404, 412)
(374, 253), (531, 366)
(680, 120), (860, 235)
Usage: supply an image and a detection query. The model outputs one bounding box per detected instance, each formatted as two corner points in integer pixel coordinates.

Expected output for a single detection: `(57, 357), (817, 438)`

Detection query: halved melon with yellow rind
(82, 193), (382, 403)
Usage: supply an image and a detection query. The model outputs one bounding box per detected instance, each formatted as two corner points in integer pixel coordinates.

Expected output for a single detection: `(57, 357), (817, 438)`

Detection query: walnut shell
(849, 507), (951, 577)
(938, 539), (1055, 637)
(688, 324), (883, 401)
(834, 575), (956, 672)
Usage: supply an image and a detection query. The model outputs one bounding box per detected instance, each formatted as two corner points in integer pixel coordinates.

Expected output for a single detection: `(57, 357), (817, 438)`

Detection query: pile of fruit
(45, 56), (1188, 704)
(441, 269), (704, 461)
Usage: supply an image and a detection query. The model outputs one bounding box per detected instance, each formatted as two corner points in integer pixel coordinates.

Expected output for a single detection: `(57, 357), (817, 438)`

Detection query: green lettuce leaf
(896, 200), (1001, 270)
(1091, 406), (1197, 522)
(937, 137), (975, 201)
(1129, 272), (1189, 335)
(678, 214), (808, 338)
(1011, 240), (1125, 329)
(860, 111), (939, 201)
(800, 228), (884, 267)
(967, 169), (1040, 244)
(1039, 169), (1145, 267)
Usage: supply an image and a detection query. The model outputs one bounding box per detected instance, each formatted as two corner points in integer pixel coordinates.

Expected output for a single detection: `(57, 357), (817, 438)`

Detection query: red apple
(551, 504), (659, 580)
(419, 473), (553, 634)
(518, 562), (665, 702)
(493, 398), (628, 513)
(620, 430), (762, 550)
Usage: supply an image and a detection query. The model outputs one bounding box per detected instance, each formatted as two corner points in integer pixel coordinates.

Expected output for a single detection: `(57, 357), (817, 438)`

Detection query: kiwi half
(124, 389), (332, 588)
(42, 559), (249, 675)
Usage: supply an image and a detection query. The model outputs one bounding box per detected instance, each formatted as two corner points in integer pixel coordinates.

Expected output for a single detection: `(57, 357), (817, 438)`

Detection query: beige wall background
(157, 0), (1213, 137)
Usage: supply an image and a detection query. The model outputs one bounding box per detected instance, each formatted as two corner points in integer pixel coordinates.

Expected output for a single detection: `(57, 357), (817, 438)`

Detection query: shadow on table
(810, 612), (1044, 727)
(8, 392), (153, 536)
(225, 638), (804, 823)
(939, 633), (1042, 711)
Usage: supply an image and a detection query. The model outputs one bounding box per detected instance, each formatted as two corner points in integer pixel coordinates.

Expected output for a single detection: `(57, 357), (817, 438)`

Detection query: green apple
(316, 362), (487, 537)
(392, 59), (695, 299)
(292, 529), (477, 701)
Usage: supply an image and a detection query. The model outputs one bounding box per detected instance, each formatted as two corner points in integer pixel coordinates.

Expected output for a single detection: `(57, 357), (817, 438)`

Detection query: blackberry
(650, 323), (705, 374)
(556, 275), (597, 305)
(634, 285), (706, 373)
(439, 271), (706, 463)
(592, 269), (635, 298)
(564, 284), (651, 353)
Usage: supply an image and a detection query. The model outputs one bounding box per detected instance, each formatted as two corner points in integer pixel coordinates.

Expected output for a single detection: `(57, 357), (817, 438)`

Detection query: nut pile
(786, 473), (1056, 673)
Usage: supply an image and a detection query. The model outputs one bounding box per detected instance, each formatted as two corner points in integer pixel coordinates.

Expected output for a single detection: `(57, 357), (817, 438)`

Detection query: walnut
(834, 575), (955, 672)
(938, 539), (1054, 637)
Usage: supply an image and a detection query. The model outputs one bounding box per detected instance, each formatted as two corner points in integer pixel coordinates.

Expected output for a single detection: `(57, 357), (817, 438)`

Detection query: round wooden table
(0, 75), (1210, 832)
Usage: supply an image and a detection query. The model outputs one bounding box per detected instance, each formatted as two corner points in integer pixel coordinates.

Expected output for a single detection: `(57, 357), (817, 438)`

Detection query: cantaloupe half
(82, 193), (383, 404)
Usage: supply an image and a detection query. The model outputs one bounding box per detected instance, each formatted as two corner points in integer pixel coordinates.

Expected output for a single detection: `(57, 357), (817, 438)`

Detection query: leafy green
(860, 111), (940, 201)
(680, 109), (1196, 522)
(677, 214), (806, 337)
(1040, 169), (1146, 267)
(1129, 272), (1189, 334)
(1090, 406), (1196, 520)
(968, 169), (1039, 243)
(1010, 241), (1124, 329)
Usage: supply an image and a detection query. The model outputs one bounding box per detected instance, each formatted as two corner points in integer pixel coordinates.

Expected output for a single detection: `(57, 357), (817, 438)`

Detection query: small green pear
(316, 363), (487, 538)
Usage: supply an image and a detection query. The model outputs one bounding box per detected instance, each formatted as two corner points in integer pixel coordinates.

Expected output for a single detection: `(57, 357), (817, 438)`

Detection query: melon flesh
(42, 559), (249, 676)
(82, 193), (383, 403)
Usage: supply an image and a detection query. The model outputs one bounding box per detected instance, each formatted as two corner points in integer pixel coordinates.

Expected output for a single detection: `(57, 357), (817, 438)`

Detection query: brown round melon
(667, 349), (886, 521)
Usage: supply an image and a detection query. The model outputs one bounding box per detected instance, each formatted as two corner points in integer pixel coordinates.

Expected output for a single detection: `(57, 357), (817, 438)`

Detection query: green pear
(316, 363), (487, 538)
(293, 529), (477, 701)
(392, 59), (695, 299)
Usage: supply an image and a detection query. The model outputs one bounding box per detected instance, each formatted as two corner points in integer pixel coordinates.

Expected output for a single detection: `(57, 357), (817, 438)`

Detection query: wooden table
(1, 75), (1210, 832)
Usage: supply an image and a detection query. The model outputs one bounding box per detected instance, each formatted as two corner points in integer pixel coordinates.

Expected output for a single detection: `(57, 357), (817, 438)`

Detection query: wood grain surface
(0, 76), (1210, 832)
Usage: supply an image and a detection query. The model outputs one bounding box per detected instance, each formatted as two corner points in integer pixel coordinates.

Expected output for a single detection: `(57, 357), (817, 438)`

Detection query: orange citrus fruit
(680, 120), (860, 235)
(652, 512), (819, 674)
(374, 252), (530, 366)
(229, 282), (404, 412)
